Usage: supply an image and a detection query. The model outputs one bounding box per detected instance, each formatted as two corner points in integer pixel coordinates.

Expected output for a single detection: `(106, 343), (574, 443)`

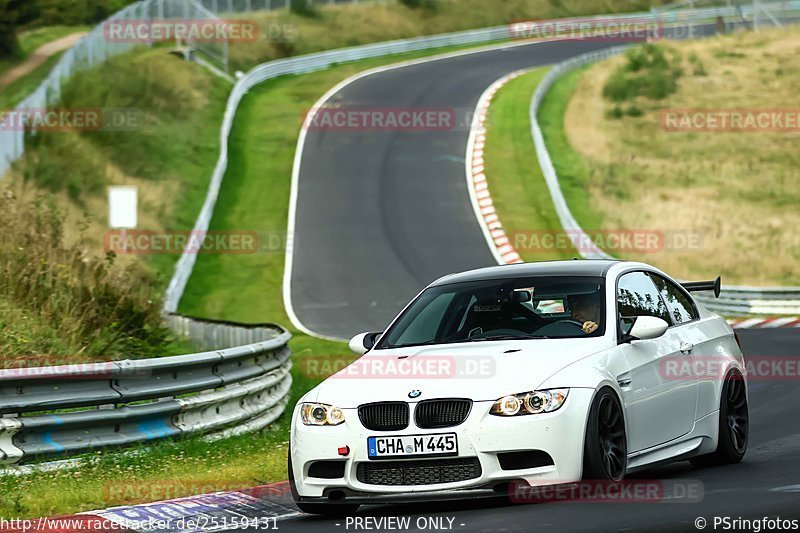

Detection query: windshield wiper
(469, 334), (550, 342)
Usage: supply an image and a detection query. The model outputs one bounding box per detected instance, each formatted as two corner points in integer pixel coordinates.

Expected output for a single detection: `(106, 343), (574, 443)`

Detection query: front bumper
(289, 389), (593, 502)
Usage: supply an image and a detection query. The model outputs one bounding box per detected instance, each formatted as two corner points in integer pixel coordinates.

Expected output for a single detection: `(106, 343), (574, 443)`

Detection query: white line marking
(771, 484), (800, 492)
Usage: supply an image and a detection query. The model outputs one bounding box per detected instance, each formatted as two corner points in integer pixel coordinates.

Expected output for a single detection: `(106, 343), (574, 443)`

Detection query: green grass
(18, 26), (90, 56)
(483, 65), (604, 256)
(483, 68), (578, 262)
(536, 66), (605, 232)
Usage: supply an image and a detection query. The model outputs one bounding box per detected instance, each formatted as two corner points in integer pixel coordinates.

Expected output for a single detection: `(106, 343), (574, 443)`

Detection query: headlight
(300, 402), (345, 426)
(490, 388), (569, 416)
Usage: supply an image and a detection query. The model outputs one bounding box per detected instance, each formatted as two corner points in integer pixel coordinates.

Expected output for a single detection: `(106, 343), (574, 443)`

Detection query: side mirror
(625, 316), (669, 342)
(348, 332), (381, 355)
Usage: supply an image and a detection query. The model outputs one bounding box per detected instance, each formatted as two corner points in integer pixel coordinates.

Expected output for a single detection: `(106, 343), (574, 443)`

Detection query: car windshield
(377, 276), (605, 349)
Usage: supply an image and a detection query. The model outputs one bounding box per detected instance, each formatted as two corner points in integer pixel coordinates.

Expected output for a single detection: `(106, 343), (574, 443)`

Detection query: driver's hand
(582, 321), (598, 334)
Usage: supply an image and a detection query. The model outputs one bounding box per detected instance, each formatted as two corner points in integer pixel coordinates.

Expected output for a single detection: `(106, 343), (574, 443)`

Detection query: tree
(0, 0), (22, 58)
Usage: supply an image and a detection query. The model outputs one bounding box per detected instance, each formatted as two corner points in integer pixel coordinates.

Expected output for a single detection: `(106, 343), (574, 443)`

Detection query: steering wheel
(548, 318), (587, 332)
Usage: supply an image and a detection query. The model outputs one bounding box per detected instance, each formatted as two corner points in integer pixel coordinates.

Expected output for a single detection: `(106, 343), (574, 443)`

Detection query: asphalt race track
(289, 39), (624, 339)
(242, 329), (800, 532)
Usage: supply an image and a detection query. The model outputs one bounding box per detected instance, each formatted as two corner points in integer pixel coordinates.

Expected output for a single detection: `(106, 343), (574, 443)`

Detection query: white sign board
(108, 186), (138, 229)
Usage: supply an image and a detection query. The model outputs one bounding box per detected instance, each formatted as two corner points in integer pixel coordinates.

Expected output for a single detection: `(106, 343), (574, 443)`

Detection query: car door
(616, 271), (698, 452)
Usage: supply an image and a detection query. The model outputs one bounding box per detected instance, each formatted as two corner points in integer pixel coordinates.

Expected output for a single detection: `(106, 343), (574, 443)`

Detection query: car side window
(651, 274), (698, 324)
(617, 271), (671, 333)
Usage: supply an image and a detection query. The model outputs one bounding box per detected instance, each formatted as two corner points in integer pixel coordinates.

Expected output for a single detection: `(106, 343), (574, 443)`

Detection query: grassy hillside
(1, 49), (230, 361)
(562, 27), (800, 285)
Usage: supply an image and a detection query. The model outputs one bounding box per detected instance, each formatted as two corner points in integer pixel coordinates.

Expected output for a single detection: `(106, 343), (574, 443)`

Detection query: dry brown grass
(0, 188), (177, 362)
(564, 27), (800, 286)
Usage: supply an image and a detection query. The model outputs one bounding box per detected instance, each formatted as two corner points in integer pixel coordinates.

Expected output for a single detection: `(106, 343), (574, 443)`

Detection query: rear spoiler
(681, 276), (721, 298)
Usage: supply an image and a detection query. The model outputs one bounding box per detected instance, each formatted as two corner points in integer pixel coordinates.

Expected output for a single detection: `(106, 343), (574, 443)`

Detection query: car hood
(304, 338), (610, 407)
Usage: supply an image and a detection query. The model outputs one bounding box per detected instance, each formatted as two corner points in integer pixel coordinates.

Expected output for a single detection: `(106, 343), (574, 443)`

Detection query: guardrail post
(0, 419), (24, 465)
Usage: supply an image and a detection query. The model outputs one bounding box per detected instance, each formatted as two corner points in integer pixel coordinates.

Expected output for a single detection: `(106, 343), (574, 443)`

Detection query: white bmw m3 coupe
(289, 260), (748, 516)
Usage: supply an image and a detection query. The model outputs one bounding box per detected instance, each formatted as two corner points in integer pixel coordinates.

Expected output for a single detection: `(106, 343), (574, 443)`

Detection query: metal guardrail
(527, 15), (800, 316)
(163, 313), (288, 349)
(0, 323), (291, 465)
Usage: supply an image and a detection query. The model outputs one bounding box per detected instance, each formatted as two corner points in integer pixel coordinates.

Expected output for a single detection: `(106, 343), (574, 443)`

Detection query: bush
(399, 0), (439, 9)
(626, 105), (644, 117)
(624, 43), (670, 72)
(602, 44), (682, 103)
(290, 0), (317, 17)
(694, 63), (708, 76)
(605, 106), (625, 120)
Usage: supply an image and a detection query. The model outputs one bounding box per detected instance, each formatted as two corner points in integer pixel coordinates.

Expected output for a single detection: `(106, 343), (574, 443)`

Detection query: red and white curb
(728, 317), (800, 329)
(465, 70), (528, 266)
(6, 482), (299, 532)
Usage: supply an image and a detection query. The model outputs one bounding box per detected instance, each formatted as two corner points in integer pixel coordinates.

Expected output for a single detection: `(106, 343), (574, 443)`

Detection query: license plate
(367, 433), (458, 459)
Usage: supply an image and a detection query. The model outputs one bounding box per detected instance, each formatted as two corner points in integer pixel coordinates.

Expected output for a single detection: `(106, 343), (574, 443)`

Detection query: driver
(571, 295), (600, 334)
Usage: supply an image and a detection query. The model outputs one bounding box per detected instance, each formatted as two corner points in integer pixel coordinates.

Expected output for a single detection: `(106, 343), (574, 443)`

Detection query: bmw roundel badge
(408, 389), (422, 399)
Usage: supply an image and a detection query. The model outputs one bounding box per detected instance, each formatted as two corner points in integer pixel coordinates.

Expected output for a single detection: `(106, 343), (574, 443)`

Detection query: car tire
(288, 447), (361, 517)
(582, 387), (627, 482)
(689, 369), (748, 468)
